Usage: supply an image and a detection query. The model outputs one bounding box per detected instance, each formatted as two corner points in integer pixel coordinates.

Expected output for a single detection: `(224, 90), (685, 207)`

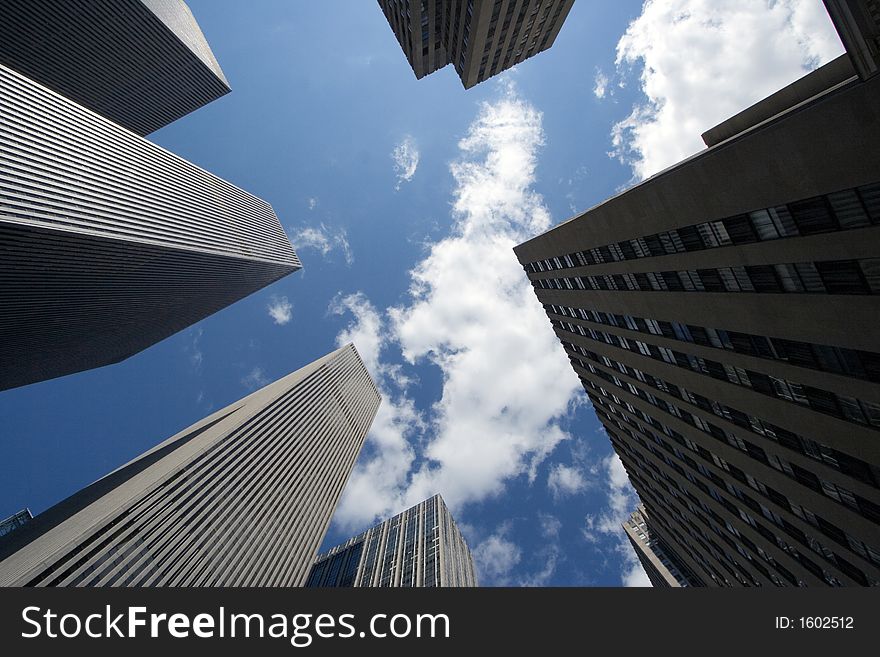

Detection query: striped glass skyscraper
(0, 0), (231, 135)
(516, 3), (880, 587)
(306, 494), (477, 587)
(0, 344), (380, 587)
(377, 0), (574, 89)
(0, 2), (300, 392)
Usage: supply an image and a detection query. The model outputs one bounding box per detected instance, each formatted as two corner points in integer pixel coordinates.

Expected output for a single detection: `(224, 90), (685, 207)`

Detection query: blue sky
(0, 0), (844, 586)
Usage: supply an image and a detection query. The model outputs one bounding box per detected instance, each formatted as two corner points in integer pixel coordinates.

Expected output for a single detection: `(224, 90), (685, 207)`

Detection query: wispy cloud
(593, 68), (609, 99)
(582, 454), (650, 587)
(185, 328), (204, 374)
(267, 296), (293, 326)
(538, 512), (562, 539)
(472, 523), (522, 586)
(289, 222), (353, 266)
(548, 463), (587, 500)
(241, 366), (270, 391)
(392, 134), (420, 191)
(609, 0), (843, 180)
(331, 82), (582, 531)
(307, 197), (318, 211)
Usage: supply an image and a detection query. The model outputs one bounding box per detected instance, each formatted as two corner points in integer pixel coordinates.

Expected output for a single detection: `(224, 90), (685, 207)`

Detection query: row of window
(637, 488), (759, 587)
(560, 337), (880, 489)
(566, 342), (880, 523)
(554, 318), (880, 429)
(618, 438), (817, 587)
(599, 396), (879, 586)
(598, 394), (880, 582)
(524, 182), (880, 274)
(546, 303), (880, 384)
(534, 257), (880, 296)
(604, 406), (868, 586)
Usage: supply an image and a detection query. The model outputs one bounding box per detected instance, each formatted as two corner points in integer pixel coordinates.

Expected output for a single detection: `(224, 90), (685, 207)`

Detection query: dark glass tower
(0, 345), (380, 587)
(306, 494), (477, 587)
(515, 6), (880, 587)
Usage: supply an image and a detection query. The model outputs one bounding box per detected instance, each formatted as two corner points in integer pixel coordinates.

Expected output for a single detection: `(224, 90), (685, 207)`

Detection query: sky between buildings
(0, 0), (844, 586)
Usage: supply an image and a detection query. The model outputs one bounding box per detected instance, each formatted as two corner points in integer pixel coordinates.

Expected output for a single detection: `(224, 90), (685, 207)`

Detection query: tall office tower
(0, 345), (380, 587)
(377, 0), (573, 89)
(0, 0), (230, 135)
(623, 506), (700, 587)
(515, 17), (880, 586)
(0, 60), (300, 392)
(306, 494), (477, 587)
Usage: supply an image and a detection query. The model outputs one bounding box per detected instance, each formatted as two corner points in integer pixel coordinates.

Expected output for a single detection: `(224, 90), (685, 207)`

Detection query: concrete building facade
(0, 0), (230, 135)
(377, 0), (573, 88)
(306, 494), (477, 587)
(0, 345), (380, 587)
(515, 15), (880, 586)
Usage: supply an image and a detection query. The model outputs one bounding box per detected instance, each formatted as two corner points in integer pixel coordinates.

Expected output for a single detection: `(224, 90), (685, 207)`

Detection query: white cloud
(329, 293), (425, 528)
(472, 523), (522, 586)
(547, 463), (587, 500)
(241, 366), (270, 391)
(290, 222), (353, 266)
(538, 512), (562, 539)
(331, 82), (582, 531)
(593, 68), (609, 99)
(610, 0), (844, 180)
(186, 327), (204, 373)
(518, 545), (562, 587)
(267, 296), (293, 325)
(307, 197), (318, 211)
(391, 135), (420, 191)
(583, 454), (651, 587)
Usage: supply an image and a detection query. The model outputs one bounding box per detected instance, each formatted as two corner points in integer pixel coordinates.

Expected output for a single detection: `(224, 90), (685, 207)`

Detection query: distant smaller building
(307, 494), (477, 587)
(623, 506), (701, 588)
(0, 509), (32, 539)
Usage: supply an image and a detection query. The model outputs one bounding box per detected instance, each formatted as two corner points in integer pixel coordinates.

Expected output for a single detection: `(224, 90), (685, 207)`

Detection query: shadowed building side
(0, 344), (381, 587)
(0, 62), (300, 391)
(0, 0), (230, 135)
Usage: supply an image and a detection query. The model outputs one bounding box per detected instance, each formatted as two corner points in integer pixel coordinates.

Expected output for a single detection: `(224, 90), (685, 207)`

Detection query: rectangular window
(749, 209), (780, 240)
(815, 260), (869, 294)
(827, 189), (871, 229)
(788, 197), (838, 234)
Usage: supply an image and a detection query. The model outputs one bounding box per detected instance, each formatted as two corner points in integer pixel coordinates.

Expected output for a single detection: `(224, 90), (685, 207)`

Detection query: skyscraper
(377, 0), (574, 89)
(306, 494), (477, 587)
(0, 0), (230, 135)
(623, 506), (700, 587)
(515, 9), (880, 586)
(0, 344), (380, 587)
(0, 58), (299, 392)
